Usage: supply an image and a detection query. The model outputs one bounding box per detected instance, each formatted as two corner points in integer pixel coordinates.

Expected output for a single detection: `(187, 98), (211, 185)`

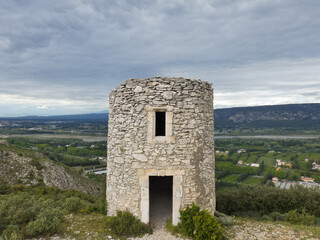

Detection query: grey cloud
(300, 91), (320, 97)
(0, 0), (319, 116)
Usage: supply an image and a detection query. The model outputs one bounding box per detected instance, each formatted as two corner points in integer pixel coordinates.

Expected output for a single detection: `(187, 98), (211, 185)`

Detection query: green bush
(217, 185), (320, 217)
(1, 224), (21, 240)
(25, 207), (63, 237)
(214, 211), (233, 226)
(180, 202), (200, 237)
(262, 215), (272, 221)
(0, 184), (106, 238)
(285, 209), (315, 226)
(62, 197), (87, 212)
(165, 219), (185, 237)
(233, 210), (262, 219)
(193, 209), (223, 240)
(180, 203), (223, 240)
(89, 199), (107, 215)
(269, 212), (285, 221)
(105, 210), (152, 238)
(29, 159), (43, 170)
(0, 179), (10, 195)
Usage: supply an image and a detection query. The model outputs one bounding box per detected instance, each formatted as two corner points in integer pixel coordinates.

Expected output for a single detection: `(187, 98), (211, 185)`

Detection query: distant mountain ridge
(215, 103), (320, 123)
(1, 103), (319, 123)
(0, 113), (108, 121)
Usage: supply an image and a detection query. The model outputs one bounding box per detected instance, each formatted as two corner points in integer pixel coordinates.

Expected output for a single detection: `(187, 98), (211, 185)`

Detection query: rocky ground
(41, 214), (320, 240)
(225, 219), (320, 240)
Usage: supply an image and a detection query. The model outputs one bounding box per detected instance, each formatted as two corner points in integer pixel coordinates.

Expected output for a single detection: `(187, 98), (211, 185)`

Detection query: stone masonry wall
(107, 76), (215, 221)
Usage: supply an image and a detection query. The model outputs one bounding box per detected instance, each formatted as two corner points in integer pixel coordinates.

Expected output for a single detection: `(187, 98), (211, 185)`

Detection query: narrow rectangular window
(155, 111), (166, 136)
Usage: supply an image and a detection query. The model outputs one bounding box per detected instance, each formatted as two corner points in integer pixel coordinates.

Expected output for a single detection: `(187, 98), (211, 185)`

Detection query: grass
(230, 152), (239, 159)
(63, 213), (111, 240)
(241, 176), (262, 185)
(216, 187), (238, 192)
(296, 153), (309, 161)
(63, 212), (152, 240)
(309, 153), (320, 160)
(220, 174), (240, 183)
(259, 156), (275, 171)
(246, 154), (259, 163)
(238, 154), (249, 161)
(215, 161), (235, 169)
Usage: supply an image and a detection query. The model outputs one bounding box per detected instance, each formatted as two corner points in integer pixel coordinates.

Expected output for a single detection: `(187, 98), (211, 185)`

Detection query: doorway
(149, 176), (173, 227)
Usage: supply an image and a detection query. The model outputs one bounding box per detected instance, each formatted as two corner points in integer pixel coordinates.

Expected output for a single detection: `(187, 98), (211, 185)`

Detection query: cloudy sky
(1, 0), (320, 117)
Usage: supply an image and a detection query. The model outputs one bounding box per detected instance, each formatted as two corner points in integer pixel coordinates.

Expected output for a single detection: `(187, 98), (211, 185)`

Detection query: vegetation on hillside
(0, 182), (106, 239)
(0, 143), (104, 196)
(216, 185), (320, 226)
(6, 137), (106, 167)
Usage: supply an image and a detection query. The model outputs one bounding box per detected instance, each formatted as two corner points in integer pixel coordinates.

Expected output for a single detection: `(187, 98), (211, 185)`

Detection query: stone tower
(107, 76), (215, 225)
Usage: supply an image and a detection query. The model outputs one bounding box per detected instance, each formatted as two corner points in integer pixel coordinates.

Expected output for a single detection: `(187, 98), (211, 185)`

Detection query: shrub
(29, 159), (43, 170)
(193, 209), (223, 240)
(0, 184), (105, 238)
(166, 219), (185, 237)
(262, 215), (272, 221)
(105, 210), (152, 237)
(179, 202), (200, 237)
(1, 224), (21, 240)
(25, 207), (63, 237)
(269, 212), (285, 221)
(62, 197), (92, 213)
(0, 179), (10, 195)
(233, 210), (262, 219)
(180, 203), (224, 240)
(214, 211), (233, 226)
(85, 199), (107, 214)
(285, 209), (315, 226)
(217, 185), (320, 217)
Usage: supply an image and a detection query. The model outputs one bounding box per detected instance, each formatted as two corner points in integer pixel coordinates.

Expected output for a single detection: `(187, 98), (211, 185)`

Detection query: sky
(0, 0), (320, 117)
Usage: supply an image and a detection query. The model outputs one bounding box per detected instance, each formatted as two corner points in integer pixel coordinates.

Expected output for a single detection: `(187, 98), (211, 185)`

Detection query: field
(2, 117), (320, 189)
(215, 138), (320, 187)
(220, 174), (240, 183)
(241, 176), (262, 185)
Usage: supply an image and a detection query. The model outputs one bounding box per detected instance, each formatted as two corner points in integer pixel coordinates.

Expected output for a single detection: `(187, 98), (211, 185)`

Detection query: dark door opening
(155, 111), (166, 136)
(149, 176), (173, 226)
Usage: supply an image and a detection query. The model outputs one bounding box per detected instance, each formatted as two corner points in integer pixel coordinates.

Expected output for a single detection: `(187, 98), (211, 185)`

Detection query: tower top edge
(111, 76), (213, 93)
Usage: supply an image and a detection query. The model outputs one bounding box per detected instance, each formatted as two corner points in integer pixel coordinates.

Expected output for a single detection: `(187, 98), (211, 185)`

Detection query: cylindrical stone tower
(107, 76), (215, 225)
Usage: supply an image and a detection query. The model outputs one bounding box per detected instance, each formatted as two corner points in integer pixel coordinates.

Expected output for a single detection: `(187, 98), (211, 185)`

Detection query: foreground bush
(193, 209), (223, 240)
(2, 225), (22, 240)
(0, 183), (107, 239)
(179, 203), (223, 240)
(180, 202), (201, 237)
(105, 210), (152, 238)
(25, 207), (63, 238)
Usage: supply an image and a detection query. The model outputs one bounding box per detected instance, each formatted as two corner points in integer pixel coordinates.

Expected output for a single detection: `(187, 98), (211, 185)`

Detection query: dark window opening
(149, 176), (173, 224)
(155, 111), (166, 136)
